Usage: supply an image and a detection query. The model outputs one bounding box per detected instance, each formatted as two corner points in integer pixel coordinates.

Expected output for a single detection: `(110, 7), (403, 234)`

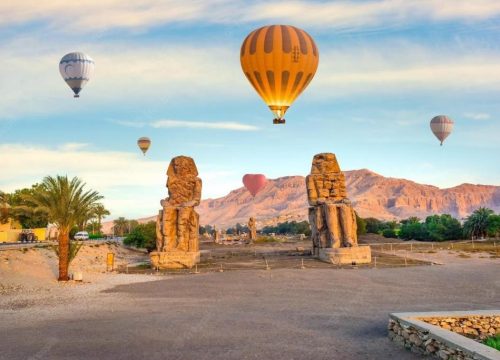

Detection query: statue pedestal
(150, 251), (200, 269)
(318, 246), (371, 265)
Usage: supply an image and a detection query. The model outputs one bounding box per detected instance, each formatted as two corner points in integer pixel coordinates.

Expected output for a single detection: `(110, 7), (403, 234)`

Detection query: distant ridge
(102, 169), (500, 232)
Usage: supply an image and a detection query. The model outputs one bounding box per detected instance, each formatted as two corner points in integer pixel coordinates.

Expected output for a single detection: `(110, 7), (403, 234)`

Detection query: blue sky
(0, 0), (499, 219)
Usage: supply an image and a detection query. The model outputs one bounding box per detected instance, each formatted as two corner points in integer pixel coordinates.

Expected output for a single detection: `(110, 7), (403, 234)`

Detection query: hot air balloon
(240, 25), (319, 124)
(242, 174), (267, 197)
(137, 137), (151, 155)
(59, 52), (95, 98)
(430, 115), (454, 146)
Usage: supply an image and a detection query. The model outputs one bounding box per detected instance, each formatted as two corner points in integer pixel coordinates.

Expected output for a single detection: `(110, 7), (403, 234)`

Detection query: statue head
(167, 156), (198, 178)
(310, 153), (341, 174)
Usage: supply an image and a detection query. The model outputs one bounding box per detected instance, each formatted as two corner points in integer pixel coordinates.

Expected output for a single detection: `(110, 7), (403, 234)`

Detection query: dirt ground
(0, 240), (498, 359)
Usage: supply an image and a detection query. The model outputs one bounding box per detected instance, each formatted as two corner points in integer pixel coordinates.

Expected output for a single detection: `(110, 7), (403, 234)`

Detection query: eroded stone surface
(152, 156), (202, 269)
(306, 153), (360, 255)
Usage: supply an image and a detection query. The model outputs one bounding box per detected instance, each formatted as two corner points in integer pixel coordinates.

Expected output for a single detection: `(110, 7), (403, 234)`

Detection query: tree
(399, 217), (427, 241)
(365, 217), (383, 234)
(356, 213), (367, 236)
(113, 217), (129, 236)
(124, 222), (156, 252)
(0, 191), (9, 224)
(487, 214), (500, 238)
(92, 203), (110, 233)
(26, 176), (103, 281)
(463, 207), (494, 239)
(6, 184), (49, 228)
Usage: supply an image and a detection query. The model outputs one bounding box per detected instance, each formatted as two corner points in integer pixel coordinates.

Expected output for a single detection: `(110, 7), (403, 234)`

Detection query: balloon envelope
(240, 25), (319, 124)
(430, 115), (454, 145)
(59, 52), (94, 98)
(243, 174), (267, 196)
(137, 137), (151, 155)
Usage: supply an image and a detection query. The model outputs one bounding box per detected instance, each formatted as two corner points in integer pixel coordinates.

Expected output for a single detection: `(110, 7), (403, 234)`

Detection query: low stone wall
(421, 316), (499, 341)
(388, 311), (500, 360)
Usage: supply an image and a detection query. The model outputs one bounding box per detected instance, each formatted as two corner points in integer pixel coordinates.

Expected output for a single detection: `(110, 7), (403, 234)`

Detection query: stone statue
(248, 217), (257, 242)
(213, 225), (220, 243)
(151, 156), (202, 269)
(306, 153), (370, 264)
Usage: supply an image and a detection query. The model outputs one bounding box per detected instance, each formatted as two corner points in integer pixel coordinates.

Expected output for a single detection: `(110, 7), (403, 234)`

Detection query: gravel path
(0, 258), (498, 360)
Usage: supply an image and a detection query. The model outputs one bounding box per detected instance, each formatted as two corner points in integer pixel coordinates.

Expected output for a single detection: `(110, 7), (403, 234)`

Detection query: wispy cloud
(1, 0), (500, 32)
(463, 112), (491, 120)
(58, 143), (89, 151)
(151, 119), (258, 131)
(0, 143), (241, 218)
(110, 120), (146, 128)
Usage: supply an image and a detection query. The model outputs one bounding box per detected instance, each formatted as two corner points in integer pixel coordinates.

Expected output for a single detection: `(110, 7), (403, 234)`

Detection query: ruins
(306, 153), (371, 264)
(150, 156), (202, 269)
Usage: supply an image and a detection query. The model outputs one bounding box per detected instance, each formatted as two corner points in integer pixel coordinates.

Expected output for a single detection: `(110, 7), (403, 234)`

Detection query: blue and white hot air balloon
(59, 52), (94, 98)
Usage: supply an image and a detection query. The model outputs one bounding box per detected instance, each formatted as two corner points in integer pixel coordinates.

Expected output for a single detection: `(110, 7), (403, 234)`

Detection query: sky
(0, 0), (499, 220)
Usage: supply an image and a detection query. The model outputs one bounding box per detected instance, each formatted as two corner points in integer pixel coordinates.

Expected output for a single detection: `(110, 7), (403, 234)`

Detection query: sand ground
(0, 243), (498, 360)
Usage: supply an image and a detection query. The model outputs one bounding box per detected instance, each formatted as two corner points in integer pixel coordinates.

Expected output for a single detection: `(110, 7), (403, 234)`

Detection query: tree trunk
(58, 228), (70, 281)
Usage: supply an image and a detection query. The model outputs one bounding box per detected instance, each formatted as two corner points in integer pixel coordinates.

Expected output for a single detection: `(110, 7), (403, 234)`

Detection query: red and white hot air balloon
(242, 174), (267, 197)
(430, 115), (454, 146)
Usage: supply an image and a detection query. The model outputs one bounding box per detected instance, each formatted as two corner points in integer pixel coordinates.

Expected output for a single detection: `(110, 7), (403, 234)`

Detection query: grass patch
(484, 334), (500, 351)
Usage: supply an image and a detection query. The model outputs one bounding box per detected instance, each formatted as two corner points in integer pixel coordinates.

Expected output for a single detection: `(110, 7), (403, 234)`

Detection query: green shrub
(123, 222), (156, 252)
(484, 334), (500, 350)
(89, 233), (103, 239)
(382, 229), (397, 238)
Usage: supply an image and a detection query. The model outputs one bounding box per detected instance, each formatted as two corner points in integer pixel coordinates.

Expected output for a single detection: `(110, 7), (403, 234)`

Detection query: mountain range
(102, 169), (500, 232)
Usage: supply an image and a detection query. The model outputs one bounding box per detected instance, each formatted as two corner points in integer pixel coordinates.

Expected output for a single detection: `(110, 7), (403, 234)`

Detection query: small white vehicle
(74, 231), (89, 240)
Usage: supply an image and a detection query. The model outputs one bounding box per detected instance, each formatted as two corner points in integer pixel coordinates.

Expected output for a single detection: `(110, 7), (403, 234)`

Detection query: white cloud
(463, 112), (491, 120)
(1, 0), (500, 32)
(0, 143), (240, 218)
(58, 143), (89, 151)
(151, 119), (258, 131)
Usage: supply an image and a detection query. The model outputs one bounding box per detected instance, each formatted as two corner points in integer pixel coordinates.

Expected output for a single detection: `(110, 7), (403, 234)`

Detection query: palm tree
(27, 176), (103, 281)
(463, 207), (494, 239)
(113, 217), (129, 237)
(93, 203), (110, 233)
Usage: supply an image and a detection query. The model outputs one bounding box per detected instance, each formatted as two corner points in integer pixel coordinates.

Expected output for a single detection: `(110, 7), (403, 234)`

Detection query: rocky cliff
(197, 169), (500, 227)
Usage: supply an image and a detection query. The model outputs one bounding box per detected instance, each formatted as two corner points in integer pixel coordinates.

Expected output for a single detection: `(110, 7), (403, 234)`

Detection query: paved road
(1, 261), (498, 359)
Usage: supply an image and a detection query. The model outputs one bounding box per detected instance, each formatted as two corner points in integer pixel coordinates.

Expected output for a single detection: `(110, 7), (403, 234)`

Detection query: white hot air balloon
(59, 52), (95, 98)
(430, 115), (454, 146)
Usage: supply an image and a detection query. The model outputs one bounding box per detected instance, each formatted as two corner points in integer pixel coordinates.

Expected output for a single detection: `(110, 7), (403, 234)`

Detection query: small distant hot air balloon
(243, 174), (267, 197)
(59, 52), (95, 98)
(137, 137), (151, 155)
(240, 25), (319, 124)
(430, 115), (454, 146)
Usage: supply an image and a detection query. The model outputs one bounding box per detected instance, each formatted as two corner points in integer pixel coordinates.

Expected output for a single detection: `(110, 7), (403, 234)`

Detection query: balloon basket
(273, 118), (285, 124)
(74, 94), (80, 98)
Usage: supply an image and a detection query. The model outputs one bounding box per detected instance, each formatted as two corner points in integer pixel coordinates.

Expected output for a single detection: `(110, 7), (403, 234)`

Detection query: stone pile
(421, 316), (499, 341)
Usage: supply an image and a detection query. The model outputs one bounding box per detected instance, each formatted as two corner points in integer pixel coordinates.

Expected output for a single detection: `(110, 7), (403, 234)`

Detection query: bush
(484, 335), (500, 350)
(382, 229), (397, 238)
(261, 221), (311, 236)
(356, 213), (367, 235)
(123, 222), (156, 252)
(89, 233), (104, 239)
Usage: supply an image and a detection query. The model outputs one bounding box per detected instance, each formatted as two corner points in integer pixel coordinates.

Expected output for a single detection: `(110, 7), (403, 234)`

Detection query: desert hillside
(102, 169), (500, 230)
(196, 169), (500, 227)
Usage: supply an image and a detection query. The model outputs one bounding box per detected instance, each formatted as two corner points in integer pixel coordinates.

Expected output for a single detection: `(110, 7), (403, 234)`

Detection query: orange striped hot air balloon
(240, 25), (319, 124)
(137, 137), (151, 155)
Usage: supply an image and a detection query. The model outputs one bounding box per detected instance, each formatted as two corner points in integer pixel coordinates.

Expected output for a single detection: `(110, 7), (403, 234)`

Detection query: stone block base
(318, 246), (371, 265)
(150, 251), (200, 269)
